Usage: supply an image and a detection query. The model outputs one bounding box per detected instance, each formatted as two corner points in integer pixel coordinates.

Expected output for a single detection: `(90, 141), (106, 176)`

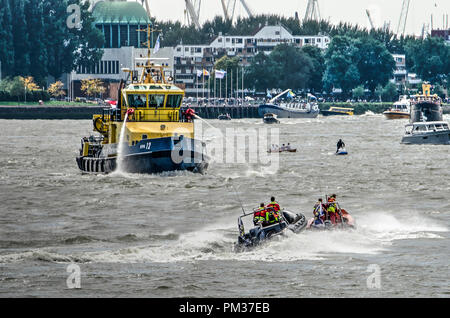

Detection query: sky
(142, 0), (450, 36)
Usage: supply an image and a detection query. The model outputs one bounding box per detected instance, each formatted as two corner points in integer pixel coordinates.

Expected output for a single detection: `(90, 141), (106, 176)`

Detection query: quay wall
(0, 104), (449, 120)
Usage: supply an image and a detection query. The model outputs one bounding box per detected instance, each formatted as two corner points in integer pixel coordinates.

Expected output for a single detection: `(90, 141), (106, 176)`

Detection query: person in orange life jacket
(330, 194), (343, 223)
(266, 196), (280, 212)
(265, 197), (280, 225)
(253, 203), (266, 225)
(326, 194), (338, 224)
(313, 198), (325, 225)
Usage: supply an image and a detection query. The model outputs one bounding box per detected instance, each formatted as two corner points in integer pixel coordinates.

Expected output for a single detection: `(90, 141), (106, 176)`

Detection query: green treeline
(0, 0), (103, 86)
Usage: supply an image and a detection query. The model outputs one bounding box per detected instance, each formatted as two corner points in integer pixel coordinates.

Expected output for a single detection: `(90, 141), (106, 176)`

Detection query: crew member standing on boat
(336, 139), (345, 153)
(326, 195), (337, 224)
(313, 198), (325, 225)
(183, 108), (196, 122)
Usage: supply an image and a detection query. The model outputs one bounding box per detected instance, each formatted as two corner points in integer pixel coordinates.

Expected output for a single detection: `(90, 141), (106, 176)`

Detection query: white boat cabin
(405, 121), (450, 135)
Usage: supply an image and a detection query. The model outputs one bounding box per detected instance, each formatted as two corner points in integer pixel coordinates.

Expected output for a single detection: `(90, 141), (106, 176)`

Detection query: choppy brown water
(0, 115), (449, 297)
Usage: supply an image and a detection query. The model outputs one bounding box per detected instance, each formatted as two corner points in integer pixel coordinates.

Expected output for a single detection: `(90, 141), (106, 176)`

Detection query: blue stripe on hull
(77, 136), (209, 174)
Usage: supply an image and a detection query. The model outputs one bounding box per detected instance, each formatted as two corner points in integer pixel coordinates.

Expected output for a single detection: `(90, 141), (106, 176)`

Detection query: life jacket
(313, 203), (324, 218)
(253, 207), (266, 223)
(265, 206), (279, 224)
(327, 198), (336, 213)
(267, 201), (280, 212)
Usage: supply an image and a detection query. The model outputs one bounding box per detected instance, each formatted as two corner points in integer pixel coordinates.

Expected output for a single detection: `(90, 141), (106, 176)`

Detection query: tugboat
(401, 83), (450, 145)
(383, 95), (410, 119)
(258, 90), (320, 118)
(263, 113), (280, 124)
(76, 25), (209, 174)
(235, 209), (307, 252)
(321, 106), (354, 116)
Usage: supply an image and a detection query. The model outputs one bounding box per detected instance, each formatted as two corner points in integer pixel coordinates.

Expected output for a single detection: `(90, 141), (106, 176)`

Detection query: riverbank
(0, 105), (104, 119)
(0, 103), (449, 119)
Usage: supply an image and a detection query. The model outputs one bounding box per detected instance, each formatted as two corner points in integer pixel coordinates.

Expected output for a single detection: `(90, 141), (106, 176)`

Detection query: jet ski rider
(336, 139), (345, 153)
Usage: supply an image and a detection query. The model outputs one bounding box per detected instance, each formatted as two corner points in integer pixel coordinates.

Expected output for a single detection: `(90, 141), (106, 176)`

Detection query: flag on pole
(287, 90), (295, 98)
(153, 35), (161, 54)
(203, 69), (210, 77)
(215, 69), (227, 79)
(196, 70), (203, 78)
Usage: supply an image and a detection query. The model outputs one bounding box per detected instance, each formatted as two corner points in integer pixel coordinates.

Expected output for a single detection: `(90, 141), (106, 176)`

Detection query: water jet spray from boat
(115, 109), (134, 174)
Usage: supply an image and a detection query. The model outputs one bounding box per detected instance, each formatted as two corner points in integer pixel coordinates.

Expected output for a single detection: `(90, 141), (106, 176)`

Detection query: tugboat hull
(77, 137), (209, 174)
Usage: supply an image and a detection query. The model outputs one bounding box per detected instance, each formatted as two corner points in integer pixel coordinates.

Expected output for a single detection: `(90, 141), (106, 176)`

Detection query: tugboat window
(128, 94), (147, 108)
(148, 94), (165, 108)
(166, 95), (182, 108)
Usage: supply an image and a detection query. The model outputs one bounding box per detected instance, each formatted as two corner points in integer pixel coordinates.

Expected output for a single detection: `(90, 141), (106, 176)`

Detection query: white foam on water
(355, 211), (448, 242)
(0, 211), (445, 265)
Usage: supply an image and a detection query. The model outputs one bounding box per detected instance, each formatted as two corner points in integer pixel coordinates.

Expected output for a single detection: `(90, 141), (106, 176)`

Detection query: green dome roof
(93, 1), (151, 25)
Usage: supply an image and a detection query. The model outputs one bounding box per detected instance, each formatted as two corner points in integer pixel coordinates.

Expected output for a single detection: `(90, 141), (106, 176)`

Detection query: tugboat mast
(136, 24), (165, 84)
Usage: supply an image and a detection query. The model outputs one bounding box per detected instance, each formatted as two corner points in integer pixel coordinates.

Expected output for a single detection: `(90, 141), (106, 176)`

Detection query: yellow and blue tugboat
(76, 26), (208, 174)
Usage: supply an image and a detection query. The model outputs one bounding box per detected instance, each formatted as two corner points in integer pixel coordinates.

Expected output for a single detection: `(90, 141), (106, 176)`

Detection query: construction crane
(396, 0), (411, 36)
(304, 0), (321, 22)
(366, 9), (375, 30)
(221, 0), (254, 22)
(142, 0), (151, 18)
(185, 0), (201, 29)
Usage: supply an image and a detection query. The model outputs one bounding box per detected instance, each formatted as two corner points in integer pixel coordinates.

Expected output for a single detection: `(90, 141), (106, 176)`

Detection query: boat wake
(0, 211), (445, 265)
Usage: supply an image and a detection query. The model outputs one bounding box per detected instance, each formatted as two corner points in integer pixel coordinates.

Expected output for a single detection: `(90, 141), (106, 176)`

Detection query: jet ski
(306, 201), (355, 230)
(336, 148), (348, 155)
(235, 209), (307, 252)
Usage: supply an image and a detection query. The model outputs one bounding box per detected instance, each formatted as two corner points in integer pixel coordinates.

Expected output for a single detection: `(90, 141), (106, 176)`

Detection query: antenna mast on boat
(136, 24), (166, 84)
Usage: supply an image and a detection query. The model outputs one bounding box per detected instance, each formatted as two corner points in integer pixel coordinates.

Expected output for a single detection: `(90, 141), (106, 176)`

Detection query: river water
(0, 114), (449, 297)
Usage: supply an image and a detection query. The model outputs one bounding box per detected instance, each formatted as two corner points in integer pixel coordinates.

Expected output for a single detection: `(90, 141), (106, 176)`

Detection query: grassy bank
(0, 101), (96, 107)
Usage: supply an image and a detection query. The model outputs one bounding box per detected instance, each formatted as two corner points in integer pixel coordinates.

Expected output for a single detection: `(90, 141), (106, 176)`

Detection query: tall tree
(0, 0), (14, 76)
(270, 44), (313, 91)
(354, 37), (395, 93)
(10, 0), (30, 76)
(406, 37), (450, 85)
(25, 0), (48, 85)
(323, 36), (360, 95)
(301, 45), (325, 93)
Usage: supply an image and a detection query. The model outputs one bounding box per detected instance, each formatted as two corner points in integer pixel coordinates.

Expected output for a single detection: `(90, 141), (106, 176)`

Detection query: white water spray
(194, 114), (217, 130)
(115, 111), (130, 174)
